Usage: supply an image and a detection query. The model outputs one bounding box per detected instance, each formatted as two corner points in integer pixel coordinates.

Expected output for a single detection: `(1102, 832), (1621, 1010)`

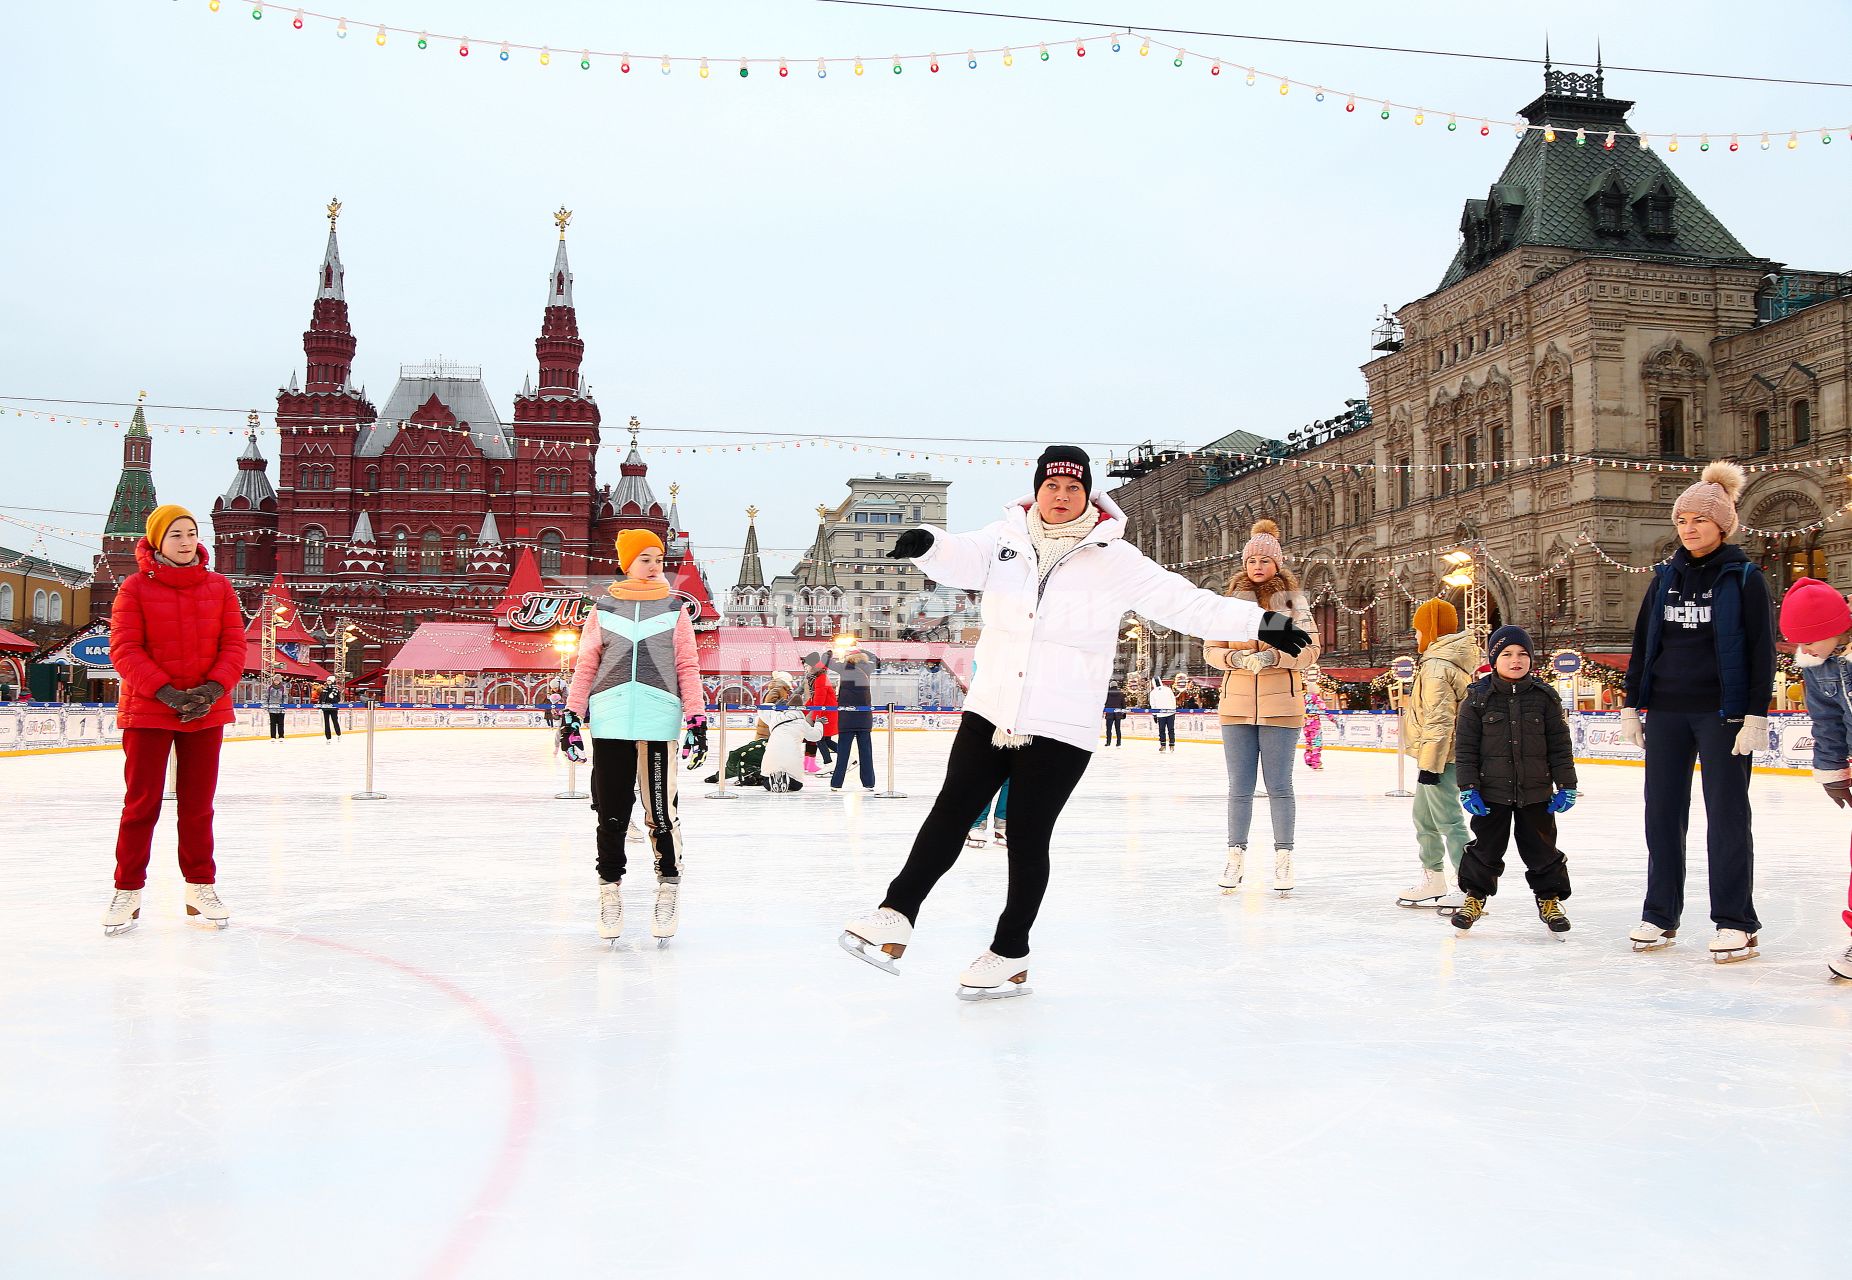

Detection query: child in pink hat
(1779, 576), (1852, 980)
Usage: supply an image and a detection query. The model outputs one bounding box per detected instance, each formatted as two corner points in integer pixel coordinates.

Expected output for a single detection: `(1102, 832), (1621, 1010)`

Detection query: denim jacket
(1798, 652), (1852, 783)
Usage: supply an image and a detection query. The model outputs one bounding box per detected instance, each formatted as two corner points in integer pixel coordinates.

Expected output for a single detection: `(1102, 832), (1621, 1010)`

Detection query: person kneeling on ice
(102, 505), (247, 936)
(839, 445), (1312, 999)
(567, 530), (706, 945)
(1777, 577), (1852, 981)
(757, 671), (825, 791)
(1448, 626), (1578, 934)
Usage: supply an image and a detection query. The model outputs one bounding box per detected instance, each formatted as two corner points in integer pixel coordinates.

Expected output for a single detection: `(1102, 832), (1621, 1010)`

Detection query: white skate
(965, 830), (988, 849)
(839, 907), (911, 975)
(1397, 868), (1447, 909)
(1272, 847), (1294, 894)
(1218, 847), (1245, 893)
(1629, 921), (1676, 952)
(1434, 883), (1467, 916)
(956, 950), (1032, 1001)
(102, 888), (142, 937)
(599, 880), (623, 943)
(1829, 939), (1852, 980)
(1709, 928), (1759, 964)
(992, 821), (1007, 846)
(184, 882), (229, 928)
(652, 881), (679, 943)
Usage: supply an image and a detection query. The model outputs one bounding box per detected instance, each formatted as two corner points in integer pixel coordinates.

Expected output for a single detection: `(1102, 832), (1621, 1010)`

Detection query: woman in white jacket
(839, 446), (1312, 998)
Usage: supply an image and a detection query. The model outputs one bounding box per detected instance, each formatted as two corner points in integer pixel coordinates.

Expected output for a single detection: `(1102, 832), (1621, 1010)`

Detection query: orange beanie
(1413, 598), (1459, 653)
(145, 504), (196, 549)
(615, 529), (665, 573)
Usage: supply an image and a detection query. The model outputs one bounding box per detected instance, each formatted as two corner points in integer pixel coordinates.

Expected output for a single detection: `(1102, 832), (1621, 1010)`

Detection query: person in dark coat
(1103, 681), (1126, 746)
(316, 681), (343, 739)
(829, 647), (880, 791)
(1450, 625), (1578, 934)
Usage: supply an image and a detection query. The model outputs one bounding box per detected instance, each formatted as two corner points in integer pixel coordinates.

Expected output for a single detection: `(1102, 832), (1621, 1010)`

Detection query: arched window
(32, 589), (48, 621)
(456, 465), (470, 492)
(366, 466), (379, 491)
(0, 583), (11, 619)
(304, 527), (326, 574)
(48, 592), (62, 622)
(1753, 410), (1771, 453)
(1794, 399), (1812, 445)
(392, 529), (409, 572)
(491, 468), (503, 493)
(235, 541), (247, 574)
(420, 530), (442, 575)
(453, 529), (472, 571)
(538, 529), (564, 576)
(396, 465), (409, 491)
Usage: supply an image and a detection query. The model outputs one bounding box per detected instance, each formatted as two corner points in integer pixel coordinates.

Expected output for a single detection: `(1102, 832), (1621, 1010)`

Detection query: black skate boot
(1536, 897), (1571, 934)
(1451, 896), (1487, 931)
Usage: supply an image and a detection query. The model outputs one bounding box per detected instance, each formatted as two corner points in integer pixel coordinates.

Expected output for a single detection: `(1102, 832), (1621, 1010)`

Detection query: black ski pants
(267, 711), (285, 739)
(882, 712), (1091, 959)
(1458, 801), (1571, 900)
(590, 737), (683, 884)
(321, 708), (341, 739)
(1104, 714), (1122, 746)
(1642, 709), (1759, 933)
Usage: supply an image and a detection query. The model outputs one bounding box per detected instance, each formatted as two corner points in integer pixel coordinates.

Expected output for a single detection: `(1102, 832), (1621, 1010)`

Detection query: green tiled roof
(1436, 76), (1763, 291)
(104, 468), (157, 538)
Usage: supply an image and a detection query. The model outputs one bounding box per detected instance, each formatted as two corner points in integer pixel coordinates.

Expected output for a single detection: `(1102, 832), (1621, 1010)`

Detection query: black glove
(887, 528), (935, 560)
(155, 685), (192, 712)
(1417, 769), (1441, 786)
(1826, 781), (1852, 809)
(1258, 610), (1313, 656)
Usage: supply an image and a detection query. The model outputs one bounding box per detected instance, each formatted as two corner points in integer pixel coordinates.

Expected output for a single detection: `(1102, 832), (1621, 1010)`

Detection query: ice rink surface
(5, 725), (1848, 1278)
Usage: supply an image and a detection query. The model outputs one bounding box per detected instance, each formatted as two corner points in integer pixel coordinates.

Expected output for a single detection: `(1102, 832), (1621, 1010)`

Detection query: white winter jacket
(911, 493), (1269, 752)
(758, 706), (823, 779)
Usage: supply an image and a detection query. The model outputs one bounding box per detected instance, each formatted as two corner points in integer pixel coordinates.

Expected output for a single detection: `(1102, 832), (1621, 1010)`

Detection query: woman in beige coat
(1204, 520), (1321, 894)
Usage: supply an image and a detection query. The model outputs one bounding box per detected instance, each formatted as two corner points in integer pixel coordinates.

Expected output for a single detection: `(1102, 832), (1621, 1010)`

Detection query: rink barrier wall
(0, 704), (1818, 774)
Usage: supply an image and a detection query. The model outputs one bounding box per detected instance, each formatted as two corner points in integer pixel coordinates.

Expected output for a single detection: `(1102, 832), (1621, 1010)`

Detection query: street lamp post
(552, 627), (588, 799)
(1442, 549), (1487, 649)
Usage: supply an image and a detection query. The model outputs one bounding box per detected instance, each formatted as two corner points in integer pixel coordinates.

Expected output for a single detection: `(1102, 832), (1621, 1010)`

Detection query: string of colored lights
(194, 2), (1852, 151)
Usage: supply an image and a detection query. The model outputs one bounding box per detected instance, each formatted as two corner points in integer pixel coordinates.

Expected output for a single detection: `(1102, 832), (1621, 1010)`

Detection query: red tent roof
(242, 640), (331, 680)
(243, 574), (318, 644)
(492, 548), (547, 626)
(0, 626), (34, 653)
(388, 622), (566, 674)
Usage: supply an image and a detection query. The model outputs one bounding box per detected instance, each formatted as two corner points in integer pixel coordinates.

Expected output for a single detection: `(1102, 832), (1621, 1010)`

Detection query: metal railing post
(705, 704), (739, 800)
(352, 701), (386, 799)
(872, 702), (907, 799)
(1385, 702), (1414, 799)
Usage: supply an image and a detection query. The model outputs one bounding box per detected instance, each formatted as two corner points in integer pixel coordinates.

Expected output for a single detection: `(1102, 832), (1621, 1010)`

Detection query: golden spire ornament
(554, 205), (572, 239)
(326, 197), (342, 227)
(746, 505), (759, 524)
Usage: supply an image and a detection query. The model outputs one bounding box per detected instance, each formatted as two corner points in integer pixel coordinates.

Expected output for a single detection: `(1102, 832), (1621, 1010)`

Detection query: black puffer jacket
(1453, 673), (1577, 807)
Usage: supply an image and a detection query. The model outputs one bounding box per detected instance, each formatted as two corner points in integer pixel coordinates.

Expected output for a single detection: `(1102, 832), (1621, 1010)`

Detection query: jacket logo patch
(998, 547), (1018, 561)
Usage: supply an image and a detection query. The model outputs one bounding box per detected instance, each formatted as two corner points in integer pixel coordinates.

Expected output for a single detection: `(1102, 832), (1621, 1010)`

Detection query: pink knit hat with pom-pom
(1241, 518), (1284, 565)
(1673, 460), (1746, 535)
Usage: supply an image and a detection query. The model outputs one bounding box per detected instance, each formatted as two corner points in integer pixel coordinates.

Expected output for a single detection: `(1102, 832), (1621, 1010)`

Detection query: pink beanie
(1241, 518), (1283, 565)
(1673, 461), (1746, 536)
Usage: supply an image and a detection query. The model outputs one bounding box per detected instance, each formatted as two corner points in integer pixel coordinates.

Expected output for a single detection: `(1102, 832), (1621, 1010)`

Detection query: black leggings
(590, 738), (683, 883)
(882, 712), (1091, 958)
(321, 708), (342, 738)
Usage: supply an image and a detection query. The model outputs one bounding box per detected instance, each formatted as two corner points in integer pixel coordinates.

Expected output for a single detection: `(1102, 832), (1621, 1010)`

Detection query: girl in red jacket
(103, 505), (248, 935)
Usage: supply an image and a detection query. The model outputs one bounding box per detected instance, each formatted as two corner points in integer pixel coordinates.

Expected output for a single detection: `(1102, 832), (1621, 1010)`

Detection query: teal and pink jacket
(566, 578), (704, 741)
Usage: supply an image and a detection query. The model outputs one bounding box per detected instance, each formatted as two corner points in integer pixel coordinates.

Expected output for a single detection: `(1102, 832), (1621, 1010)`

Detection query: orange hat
(145, 504), (197, 549)
(615, 529), (665, 572)
(1413, 598), (1459, 653)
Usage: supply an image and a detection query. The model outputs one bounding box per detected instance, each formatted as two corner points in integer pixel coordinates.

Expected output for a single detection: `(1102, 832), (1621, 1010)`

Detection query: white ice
(5, 726), (1848, 1278)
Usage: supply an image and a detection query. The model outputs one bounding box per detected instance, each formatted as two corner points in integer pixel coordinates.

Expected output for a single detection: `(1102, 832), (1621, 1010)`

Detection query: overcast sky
(5, 0), (1849, 580)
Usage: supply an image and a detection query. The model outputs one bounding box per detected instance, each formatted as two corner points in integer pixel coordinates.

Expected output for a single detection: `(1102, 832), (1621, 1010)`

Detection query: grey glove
(177, 681), (225, 723)
(155, 685), (192, 713)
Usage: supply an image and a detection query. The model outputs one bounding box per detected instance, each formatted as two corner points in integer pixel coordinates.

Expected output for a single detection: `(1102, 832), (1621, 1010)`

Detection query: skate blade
(655, 937), (672, 949)
(1273, 887), (1294, 896)
(1828, 964), (1852, 980)
(1711, 947), (1759, 964)
(1631, 940), (1675, 952)
(103, 920), (139, 937)
(1218, 885), (1242, 894)
(838, 932), (901, 975)
(957, 981), (1032, 1001)
(1396, 897), (1442, 909)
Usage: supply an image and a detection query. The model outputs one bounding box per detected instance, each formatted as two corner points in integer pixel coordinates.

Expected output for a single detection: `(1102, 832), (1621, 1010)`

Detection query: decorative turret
(665, 483), (687, 557)
(726, 506), (772, 626)
(212, 412), (280, 581)
(339, 510), (386, 578)
(93, 392), (160, 619)
(468, 510), (511, 581)
(536, 205), (584, 393)
(304, 198), (357, 392)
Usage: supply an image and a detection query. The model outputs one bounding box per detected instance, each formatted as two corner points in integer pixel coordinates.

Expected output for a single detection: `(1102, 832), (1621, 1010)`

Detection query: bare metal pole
(1386, 696), (1414, 799)
(872, 702), (907, 799)
(705, 702), (739, 800)
(352, 701), (386, 799)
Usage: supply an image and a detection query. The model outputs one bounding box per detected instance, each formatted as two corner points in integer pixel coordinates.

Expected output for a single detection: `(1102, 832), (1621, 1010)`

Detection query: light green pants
(1413, 761), (1469, 872)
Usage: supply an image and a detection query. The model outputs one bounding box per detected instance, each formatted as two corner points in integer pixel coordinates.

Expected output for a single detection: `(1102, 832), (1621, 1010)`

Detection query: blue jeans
(1221, 724), (1298, 849)
(1155, 714), (1176, 747)
(831, 728), (876, 789)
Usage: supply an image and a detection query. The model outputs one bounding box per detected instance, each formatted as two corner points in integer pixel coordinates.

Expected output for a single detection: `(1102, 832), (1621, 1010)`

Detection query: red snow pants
(113, 726), (224, 890)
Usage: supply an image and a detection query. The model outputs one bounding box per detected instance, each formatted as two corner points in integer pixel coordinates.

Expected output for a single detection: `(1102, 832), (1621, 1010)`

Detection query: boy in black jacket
(1451, 625), (1579, 934)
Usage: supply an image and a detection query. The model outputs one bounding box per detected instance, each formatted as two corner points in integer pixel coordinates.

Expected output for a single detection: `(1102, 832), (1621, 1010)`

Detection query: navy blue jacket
(1624, 543), (1774, 720)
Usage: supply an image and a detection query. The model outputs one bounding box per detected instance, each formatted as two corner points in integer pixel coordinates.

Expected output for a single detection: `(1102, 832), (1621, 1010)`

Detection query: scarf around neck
(1025, 503), (1100, 583)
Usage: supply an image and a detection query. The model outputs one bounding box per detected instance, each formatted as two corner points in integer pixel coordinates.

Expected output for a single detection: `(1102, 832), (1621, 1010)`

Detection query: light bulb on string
(1314, 86), (1325, 102)
(457, 38), (469, 57)
(1604, 129), (1616, 150)
(856, 57), (866, 74)
(251, 2), (263, 17)
(1543, 127), (1555, 143)
(1446, 113), (1456, 131)
(818, 57), (828, 77)
(209, 0), (220, 10)
(1573, 127), (1586, 146)
(1667, 135), (1678, 152)
(1728, 134), (1739, 152)
(1638, 132), (1651, 149)
(1244, 67), (1255, 85)
(1699, 134), (1710, 151)
(699, 58), (709, 78)
(1788, 131), (1799, 149)
(966, 49), (976, 69)
(1111, 33), (1122, 52)
(1513, 122), (1525, 138)
(1174, 49), (1185, 68)
(1001, 49), (1012, 67)
(292, 9), (303, 29)
(1414, 110), (1425, 126)
(739, 57), (749, 77)
(1379, 106), (1390, 120)
(1344, 95), (1355, 112)
(892, 56), (902, 74)
(1760, 132), (1771, 150)
(335, 17), (347, 38)
(417, 31), (427, 49)
(579, 49), (590, 70)
(1211, 60), (1221, 76)
(1076, 40), (1085, 56)
(1278, 80), (1289, 95)
(1824, 131), (1833, 146)
(499, 41), (510, 61)
(1138, 38), (1150, 56)
(374, 23), (385, 44)
(1039, 43), (1048, 61)
(1479, 122), (1489, 136)
(780, 57), (789, 77)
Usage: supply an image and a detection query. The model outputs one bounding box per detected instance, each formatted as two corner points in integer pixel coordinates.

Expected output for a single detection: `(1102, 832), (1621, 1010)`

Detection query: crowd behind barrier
(0, 703), (1821, 772)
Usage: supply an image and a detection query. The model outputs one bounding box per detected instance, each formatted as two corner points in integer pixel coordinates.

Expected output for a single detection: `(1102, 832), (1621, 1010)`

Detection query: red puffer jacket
(110, 540), (248, 732)
(808, 668), (838, 736)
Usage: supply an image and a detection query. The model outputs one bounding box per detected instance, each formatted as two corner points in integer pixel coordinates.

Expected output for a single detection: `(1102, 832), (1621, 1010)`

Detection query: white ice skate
(1629, 921), (1676, 952)
(184, 882), (229, 928)
(1397, 868), (1447, 909)
(1272, 847), (1294, 894)
(599, 880), (623, 943)
(1435, 875), (1467, 916)
(1709, 928), (1759, 964)
(992, 821), (1007, 846)
(1829, 939), (1852, 980)
(652, 882), (679, 943)
(839, 907), (911, 975)
(956, 950), (1032, 1001)
(1218, 847), (1245, 893)
(965, 830), (988, 849)
(102, 888), (141, 937)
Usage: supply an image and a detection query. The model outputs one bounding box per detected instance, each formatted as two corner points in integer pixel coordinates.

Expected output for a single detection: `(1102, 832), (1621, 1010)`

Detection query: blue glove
(1547, 788), (1577, 814)
(1460, 788), (1490, 817)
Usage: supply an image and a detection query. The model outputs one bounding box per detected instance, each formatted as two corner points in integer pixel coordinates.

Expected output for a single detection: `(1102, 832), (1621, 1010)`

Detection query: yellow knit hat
(615, 528), (665, 572)
(145, 504), (197, 549)
(1413, 598), (1459, 654)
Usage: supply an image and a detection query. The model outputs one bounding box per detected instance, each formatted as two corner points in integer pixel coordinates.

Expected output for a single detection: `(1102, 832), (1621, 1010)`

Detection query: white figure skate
(1272, 847), (1294, 895)
(1218, 847), (1245, 893)
(1629, 921), (1676, 952)
(184, 883), (229, 928)
(992, 821), (1007, 846)
(965, 830), (988, 849)
(1709, 928), (1759, 964)
(956, 950), (1032, 1001)
(1828, 939), (1852, 980)
(1397, 868), (1447, 909)
(652, 881), (679, 944)
(599, 880), (623, 943)
(102, 888), (142, 937)
(840, 907), (911, 975)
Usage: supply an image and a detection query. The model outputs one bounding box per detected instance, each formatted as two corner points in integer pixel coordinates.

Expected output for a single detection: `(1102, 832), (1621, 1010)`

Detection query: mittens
(1459, 788), (1490, 817)
(887, 529), (935, 560)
